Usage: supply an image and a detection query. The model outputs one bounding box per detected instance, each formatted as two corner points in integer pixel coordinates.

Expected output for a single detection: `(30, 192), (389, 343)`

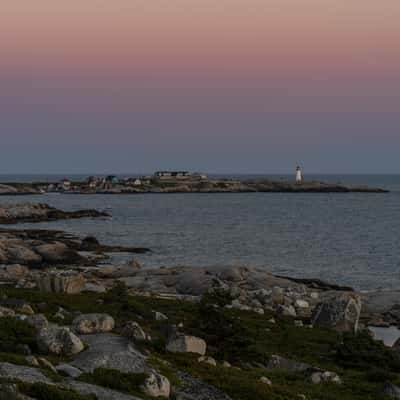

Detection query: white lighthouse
(296, 165), (303, 184)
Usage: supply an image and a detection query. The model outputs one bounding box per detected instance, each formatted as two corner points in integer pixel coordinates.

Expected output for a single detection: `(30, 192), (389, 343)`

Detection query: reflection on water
(369, 326), (400, 347)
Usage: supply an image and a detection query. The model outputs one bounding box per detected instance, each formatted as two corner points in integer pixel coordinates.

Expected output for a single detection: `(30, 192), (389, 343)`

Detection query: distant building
(105, 175), (119, 185)
(61, 178), (71, 191)
(154, 171), (191, 179)
(296, 166), (303, 184)
(87, 176), (100, 189)
(133, 179), (142, 186)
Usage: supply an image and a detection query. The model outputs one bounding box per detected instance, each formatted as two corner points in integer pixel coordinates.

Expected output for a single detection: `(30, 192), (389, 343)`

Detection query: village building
(154, 171), (191, 179)
(60, 178), (72, 191)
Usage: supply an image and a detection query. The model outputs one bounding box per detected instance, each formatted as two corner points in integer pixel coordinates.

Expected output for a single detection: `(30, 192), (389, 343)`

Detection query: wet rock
(312, 293), (361, 333)
(72, 313), (115, 334)
(166, 334), (206, 356)
(37, 326), (84, 356)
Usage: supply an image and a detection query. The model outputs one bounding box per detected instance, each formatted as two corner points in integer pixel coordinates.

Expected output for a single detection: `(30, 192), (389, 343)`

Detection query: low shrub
(18, 382), (96, 400)
(79, 368), (147, 396)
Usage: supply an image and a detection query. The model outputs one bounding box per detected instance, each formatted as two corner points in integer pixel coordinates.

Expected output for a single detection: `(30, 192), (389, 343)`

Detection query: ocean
(1, 174), (400, 291)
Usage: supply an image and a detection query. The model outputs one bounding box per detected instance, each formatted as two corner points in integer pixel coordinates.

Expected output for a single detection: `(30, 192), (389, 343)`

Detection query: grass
(18, 382), (97, 400)
(0, 317), (38, 354)
(0, 284), (398, 399)
(79, 368), (150, 398)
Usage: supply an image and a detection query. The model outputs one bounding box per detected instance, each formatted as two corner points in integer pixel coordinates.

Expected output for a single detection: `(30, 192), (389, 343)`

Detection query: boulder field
(0, 227), (400, 399)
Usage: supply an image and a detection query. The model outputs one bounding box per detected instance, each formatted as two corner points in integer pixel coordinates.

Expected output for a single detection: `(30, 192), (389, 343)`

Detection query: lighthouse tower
(296, 166), (303, 184)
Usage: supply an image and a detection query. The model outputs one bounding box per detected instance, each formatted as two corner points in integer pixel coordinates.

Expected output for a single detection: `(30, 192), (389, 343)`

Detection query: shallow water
(1, 174), (400, 291)
(369, 326), (400, 347)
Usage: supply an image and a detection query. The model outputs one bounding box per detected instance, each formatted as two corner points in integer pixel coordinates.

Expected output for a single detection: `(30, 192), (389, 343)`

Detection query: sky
(1, 0), (400, 174)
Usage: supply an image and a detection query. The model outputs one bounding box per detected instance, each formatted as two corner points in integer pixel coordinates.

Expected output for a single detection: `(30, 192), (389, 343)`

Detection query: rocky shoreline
(1, 207), (400, 399)
(0, 179), (389, 194)
(0, 203), (110, 224)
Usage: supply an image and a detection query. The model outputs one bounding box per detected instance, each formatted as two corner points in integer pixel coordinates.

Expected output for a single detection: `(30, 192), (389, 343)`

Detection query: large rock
(56, 364), (83, 378)
(25, 314), (49, 330)
(175, 372), (233, 400)
(166, 334), (207, 356)
(6, 245), (42, 265)
(0, 264), (28, 281)
(72, 313), (115, 334)
(35, 242), (76, 263)
(266, 355), (310, 372)
(122, 321), (150, 342)
(307, 369), (342, 385)
(382, 383), (400, 399)
(37, 271), (86, 294)
(0, 362), (52, 384)
(71, 334), (148, 374)
(0, 306), (16, 317)
(0, 299), (34, 315)
(37, 326), (84, 356)
(311, 293), (361, 333)
(141, 372), (171, 398)
(65, 381), (142, 400)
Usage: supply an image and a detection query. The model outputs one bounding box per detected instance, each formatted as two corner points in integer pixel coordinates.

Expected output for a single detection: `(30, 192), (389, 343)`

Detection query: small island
(0, 170), (389, 195)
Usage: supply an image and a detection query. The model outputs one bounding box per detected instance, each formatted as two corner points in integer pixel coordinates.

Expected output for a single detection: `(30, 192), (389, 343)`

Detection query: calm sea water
(1, 174), (400, 291)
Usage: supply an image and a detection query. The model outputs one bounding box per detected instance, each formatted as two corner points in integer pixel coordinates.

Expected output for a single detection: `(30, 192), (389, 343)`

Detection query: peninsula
(0, 171), (389, 195)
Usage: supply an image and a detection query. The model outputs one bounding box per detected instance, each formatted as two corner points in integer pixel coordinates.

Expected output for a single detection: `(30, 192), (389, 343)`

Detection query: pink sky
(1, 0), (400, 173)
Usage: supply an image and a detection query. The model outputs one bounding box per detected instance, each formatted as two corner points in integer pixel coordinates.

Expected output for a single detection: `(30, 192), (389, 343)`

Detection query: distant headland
(0, 170), (389, 194)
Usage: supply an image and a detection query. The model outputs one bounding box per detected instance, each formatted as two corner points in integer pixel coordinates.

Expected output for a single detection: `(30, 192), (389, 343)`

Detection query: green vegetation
(0, 284), (398, 399)
(18, 382), (96, 400)
(0, 317), (37, 354)
(79, 368), (148, 398)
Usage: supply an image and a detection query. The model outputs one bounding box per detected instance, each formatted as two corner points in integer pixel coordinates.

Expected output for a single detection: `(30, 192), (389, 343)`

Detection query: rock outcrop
(72, 314), (115, 334)
(37, 326), (85, 356)
(166, 334), (207, 356)
(37, 271), (86, 294)
(0, 202), (109, 224)
(311, 293), (361, 332)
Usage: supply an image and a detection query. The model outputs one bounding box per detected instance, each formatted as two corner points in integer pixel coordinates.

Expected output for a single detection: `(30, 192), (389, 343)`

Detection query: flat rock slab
(120, 265), (300, 296)
(64, 381), (142, 400)
(71, 333), (148, 374)
(0, 362), (52, 384)
(175, 372), (232, 400)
